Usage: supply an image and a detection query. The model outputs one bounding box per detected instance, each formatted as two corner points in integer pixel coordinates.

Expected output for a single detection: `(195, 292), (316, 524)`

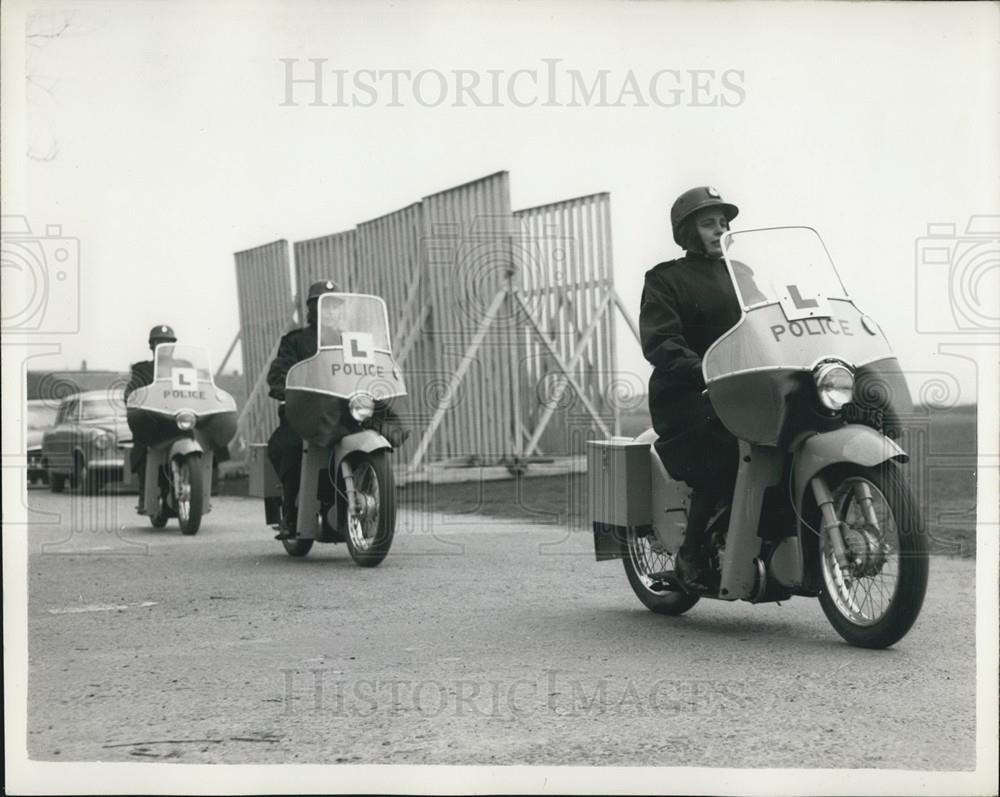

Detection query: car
(41, 390), (130, 494)
(27, 399), (58, 485)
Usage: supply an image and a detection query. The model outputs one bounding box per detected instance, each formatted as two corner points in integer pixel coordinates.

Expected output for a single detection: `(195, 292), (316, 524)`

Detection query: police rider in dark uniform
(266, 280), (337, 538)
(640, 187), (766, 589)
(125, 324), (178, 510)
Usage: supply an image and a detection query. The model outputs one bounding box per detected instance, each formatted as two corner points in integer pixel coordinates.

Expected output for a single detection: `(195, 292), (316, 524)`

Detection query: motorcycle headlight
(175, 411), (196, 431)
(349, 392), (375, 422)
(814, 362), (855, 411)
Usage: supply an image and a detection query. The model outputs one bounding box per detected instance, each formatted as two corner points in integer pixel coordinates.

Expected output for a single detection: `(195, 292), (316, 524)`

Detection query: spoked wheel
(344, 451), (395, 567)
(175, 455), (204, 535)
(816, 463), (928, 649)
(622, 527), (700, 615)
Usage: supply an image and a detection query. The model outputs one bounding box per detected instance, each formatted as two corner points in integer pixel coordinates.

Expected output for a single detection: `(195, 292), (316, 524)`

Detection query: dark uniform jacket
(124, 360), (154, 401)
(266, 325), (318, 402)
(640, 252), (764, 439)
(123, 361), (156, 472)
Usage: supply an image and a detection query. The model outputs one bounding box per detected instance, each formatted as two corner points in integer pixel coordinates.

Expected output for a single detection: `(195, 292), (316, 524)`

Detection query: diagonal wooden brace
(513, 290), (612, 444)
(406, 288), (508, 471)
(523, 292), (614, 456)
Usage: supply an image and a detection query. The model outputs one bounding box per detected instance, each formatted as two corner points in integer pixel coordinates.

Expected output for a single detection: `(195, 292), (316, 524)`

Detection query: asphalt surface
(24, 489), (976, 768)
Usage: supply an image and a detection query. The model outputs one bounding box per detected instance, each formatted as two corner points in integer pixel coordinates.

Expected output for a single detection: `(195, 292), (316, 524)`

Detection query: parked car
(27, 399), (58, 485)
(42, 390), (129, 494)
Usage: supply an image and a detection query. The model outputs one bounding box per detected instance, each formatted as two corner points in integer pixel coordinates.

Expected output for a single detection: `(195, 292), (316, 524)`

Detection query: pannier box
(248, 443), (281, 498)
(587, 439), (653, 528)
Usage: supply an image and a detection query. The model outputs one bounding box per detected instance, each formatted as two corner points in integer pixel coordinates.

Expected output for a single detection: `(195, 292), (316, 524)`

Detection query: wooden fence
(233, 172), (630, 469)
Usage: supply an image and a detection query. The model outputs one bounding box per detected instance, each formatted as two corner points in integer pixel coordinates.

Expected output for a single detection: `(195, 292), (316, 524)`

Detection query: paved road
(24, 490), (975, 767)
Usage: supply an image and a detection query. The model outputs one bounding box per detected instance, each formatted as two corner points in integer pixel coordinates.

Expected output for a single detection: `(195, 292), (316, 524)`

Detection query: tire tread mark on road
(103, 739), (224, 748)
(103, 735), (281, 748)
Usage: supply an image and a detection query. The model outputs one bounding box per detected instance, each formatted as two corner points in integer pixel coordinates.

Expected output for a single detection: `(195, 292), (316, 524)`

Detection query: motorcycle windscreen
(284, 293), (407, 442)
(704, 228), (906, 444)
(126, 343), (237, 447)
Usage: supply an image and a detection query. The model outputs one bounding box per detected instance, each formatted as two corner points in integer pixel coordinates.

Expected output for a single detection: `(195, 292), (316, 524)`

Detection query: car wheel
(49, 469), (66, 493)
(73, 453), (102, 495)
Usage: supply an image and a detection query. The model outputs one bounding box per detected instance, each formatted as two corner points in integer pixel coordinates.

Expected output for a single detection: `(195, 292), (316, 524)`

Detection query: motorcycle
(265, 292), (408, 566)
(126, 343), (237, 535)
(589, 226), (928, 649)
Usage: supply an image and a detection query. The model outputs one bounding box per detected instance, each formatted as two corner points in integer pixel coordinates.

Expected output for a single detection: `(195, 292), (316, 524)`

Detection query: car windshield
(27, 403), (58, 429)
(79, 396), (119, 420)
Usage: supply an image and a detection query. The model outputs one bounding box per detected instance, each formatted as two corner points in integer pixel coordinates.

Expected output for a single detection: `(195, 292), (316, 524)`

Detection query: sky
(4, 0), (999, 406)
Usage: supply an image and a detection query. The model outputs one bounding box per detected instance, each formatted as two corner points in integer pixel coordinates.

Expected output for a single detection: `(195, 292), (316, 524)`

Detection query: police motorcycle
(267, 292), (407, 566)
(126, 344), (237, 534)
(589, 226), (928, 649)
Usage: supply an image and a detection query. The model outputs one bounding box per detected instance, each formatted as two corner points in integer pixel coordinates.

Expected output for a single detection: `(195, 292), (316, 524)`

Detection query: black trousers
(652, 392), (739, 551)
(266, 412), (303, 522)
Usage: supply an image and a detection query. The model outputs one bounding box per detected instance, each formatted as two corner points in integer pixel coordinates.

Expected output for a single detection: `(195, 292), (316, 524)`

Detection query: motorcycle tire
(343, 450), (395, 568)
(815, 462), (928, 649)
(176, 454), (203, 536)
(622, 527), (700, 616)
(282, 538), (314, 557)
(149, 492), (170, 529)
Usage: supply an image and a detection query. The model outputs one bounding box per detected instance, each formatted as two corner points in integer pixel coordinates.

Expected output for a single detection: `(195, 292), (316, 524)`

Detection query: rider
(125, 324), (178, 509)
(640, 186), (765, 588)
(266, 279), (338, 538)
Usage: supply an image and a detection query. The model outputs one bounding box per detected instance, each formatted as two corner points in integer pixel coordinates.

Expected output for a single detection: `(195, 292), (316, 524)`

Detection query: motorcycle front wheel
(176, 454), (204, 536)
(816, 463), (928, 649)
(343, 450), (395, 568)
(622, 527), (700, 615)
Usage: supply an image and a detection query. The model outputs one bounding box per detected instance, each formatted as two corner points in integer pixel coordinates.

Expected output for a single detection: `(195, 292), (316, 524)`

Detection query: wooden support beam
(214, 330), (241, 379)
(615, 290), (641, 344)
(513, 290), (612, 442)
(406, 288), (508, 472)
(522, 292), (613, 456)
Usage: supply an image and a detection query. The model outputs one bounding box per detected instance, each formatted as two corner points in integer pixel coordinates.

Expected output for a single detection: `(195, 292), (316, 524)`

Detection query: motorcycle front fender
(333, 429), (392, 465)
(792, 424), (907, 511)
(168, 437), (204, 461)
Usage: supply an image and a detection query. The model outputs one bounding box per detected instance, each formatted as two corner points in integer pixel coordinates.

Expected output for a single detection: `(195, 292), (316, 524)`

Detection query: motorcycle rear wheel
(816, 462), (928, 649)
(344, 450), (395, 568)
(622, 527), (700, 615)
(282, 531), (314, 557)
(149, 489), (170, 528)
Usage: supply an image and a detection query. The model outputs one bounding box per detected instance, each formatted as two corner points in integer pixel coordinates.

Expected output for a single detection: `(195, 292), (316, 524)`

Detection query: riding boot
(674, 487), (719, 587)
(275, 500), (298, 540)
